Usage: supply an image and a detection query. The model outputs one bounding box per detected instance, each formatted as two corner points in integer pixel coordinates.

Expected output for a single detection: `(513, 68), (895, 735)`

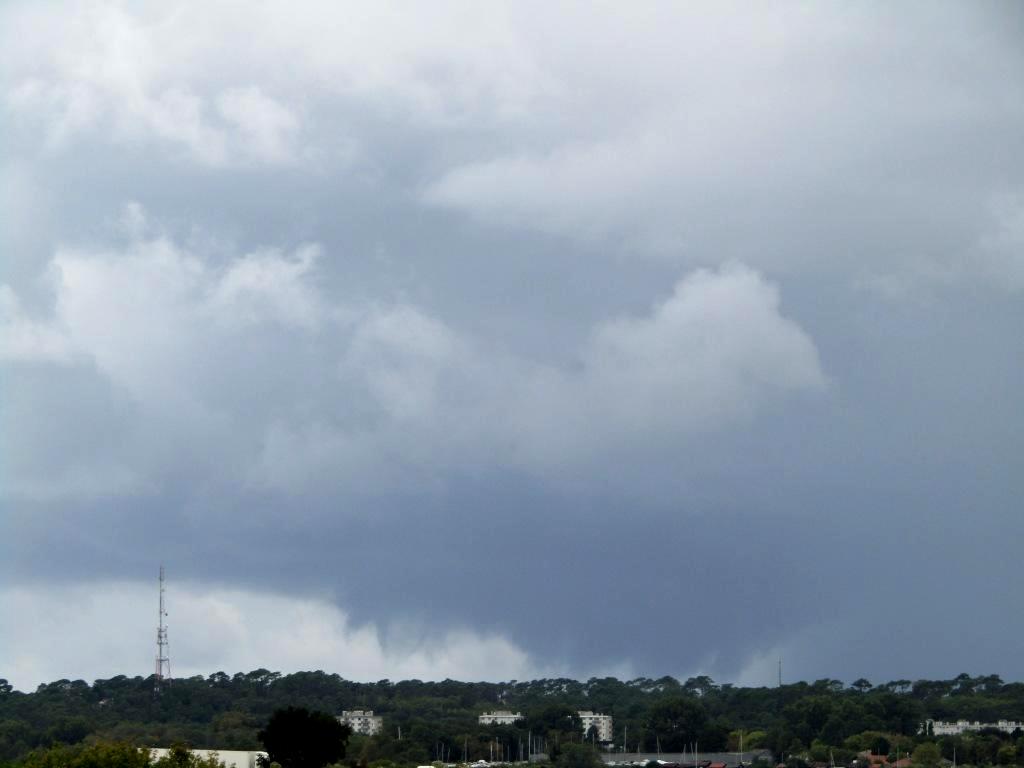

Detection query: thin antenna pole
(155, 565), (171, 694)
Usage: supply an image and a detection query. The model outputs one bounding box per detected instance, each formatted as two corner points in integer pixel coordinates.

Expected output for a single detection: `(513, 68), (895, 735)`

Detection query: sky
(1, 1), (1022, 693)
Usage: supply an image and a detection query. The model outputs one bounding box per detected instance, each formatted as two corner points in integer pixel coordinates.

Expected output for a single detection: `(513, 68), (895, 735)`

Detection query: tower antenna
(155, 565), (171, 693)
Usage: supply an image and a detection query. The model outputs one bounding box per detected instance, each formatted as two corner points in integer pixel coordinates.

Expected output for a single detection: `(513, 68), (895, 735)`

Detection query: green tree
(870, 736), (890, 756)
(23, 742), (151, 768)
(525, 705), (582, 737)
(258, 708), (351, 768)
(47, 717), (93, 746)
(683, 677), (718, 698)
(699, 720), (730, 751)
(646, 698), (707, 751)
(809, 741), (830, 763)
(556, 743), (603, 768)
(996, 744), (1017, 766)
(785, 697), (834, 745)
(152, 746), (226, 768)
(911, 743), (940, 768)
(0, 719), (33, 761)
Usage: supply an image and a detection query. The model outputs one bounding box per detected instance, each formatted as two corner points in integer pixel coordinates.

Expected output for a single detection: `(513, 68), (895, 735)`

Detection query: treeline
(1, 673), (1023, 767)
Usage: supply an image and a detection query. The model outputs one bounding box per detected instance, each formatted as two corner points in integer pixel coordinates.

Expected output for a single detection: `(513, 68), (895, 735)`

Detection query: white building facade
(928, 720), (1024, 736)
(339, 710), (384, 735)
(479, 711), (525, 726)
(578, 711), (613, 742)
(149, 749), (266, 768)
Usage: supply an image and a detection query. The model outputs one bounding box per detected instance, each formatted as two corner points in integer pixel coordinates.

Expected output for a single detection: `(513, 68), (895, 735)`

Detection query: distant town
(2, 672), (1023, 768)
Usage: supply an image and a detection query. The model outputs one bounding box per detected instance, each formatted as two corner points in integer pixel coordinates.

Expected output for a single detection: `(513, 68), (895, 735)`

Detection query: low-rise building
(927, 719), (1024, 736)
(339, 710), (384, 736)
(479, 711), (525, 726)
(149, 749), (266, 768)
(578, 711), (613, 742)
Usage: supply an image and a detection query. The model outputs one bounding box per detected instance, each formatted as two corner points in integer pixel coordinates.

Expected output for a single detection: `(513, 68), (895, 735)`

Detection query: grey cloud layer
(1, 216), (823, 500)
(1, 0), (1022, 689)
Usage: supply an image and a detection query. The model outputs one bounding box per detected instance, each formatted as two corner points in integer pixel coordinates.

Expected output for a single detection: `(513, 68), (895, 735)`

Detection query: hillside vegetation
(1, 673), (1023, 768)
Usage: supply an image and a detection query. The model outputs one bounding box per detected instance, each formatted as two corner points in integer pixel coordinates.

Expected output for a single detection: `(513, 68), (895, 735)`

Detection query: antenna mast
(155, 565), (171, 693)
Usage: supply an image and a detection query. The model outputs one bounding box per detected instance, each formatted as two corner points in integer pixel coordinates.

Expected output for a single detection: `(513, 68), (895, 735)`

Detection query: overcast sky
(1, 1), (1023, 693)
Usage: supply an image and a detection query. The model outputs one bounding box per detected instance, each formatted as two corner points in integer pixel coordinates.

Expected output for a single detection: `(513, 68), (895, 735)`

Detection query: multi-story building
(578, 711), (613, 742)
(479, 711), (525, 726)
(339, 710), (384, 735)
(927, 719), (1024, 736)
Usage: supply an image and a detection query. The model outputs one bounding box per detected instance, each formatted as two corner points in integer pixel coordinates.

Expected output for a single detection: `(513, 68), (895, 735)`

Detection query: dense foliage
(1, 673), (1023, 768)
(258, 707), (350, 768)
(16, 742), (224, 768)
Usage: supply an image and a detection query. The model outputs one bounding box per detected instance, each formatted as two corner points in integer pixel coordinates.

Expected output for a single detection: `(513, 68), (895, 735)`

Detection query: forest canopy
(1, 673), (1022, 768)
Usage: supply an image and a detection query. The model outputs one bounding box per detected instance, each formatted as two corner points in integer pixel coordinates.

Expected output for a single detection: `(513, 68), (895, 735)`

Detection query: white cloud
(211, 244), (325, 331)
(254, 265), (825, 486)
(0, 4), (307, 166)
(3, 2), (229, 163)
(0, 581), (542, 691)
(0, 1), (548, 166)
(217, 86), (300, 166)
(3, 1), (1018, 285)
(413, 3), (1022, 267)
(49, 235), (325, 404)
(579, 264), (825, 431)
(0, 284), (76, 363)
(859, 193), (1024, 301)
(422, 138), (660, 240)
(344, 305), (464, 425)
(3, 212), (825, 498)
(0, 223), (335, 501)
(248, 263), (826, 489)
(498, 264), (826, 467)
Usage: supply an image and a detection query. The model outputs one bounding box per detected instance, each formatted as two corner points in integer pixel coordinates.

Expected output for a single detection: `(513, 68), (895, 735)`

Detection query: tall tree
(646, 698), (708, 751)
(258, 708), (350, 768)
(912, 742), (941, 768)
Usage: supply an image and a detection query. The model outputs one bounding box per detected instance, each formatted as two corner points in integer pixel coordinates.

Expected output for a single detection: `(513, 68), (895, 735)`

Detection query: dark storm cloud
(1, 0), (1022, 690)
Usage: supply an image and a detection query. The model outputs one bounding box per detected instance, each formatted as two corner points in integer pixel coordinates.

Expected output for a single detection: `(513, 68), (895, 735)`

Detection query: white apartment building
(339, 710), (384, 736)
(479, 711), (525, 726)
(149, 749), (266, 768)
(578, 711), (613, 742)
(928, 719), (1024, 736)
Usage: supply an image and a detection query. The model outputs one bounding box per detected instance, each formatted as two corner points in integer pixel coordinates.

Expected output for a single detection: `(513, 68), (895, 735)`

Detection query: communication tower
(155, 565), (171, 693)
